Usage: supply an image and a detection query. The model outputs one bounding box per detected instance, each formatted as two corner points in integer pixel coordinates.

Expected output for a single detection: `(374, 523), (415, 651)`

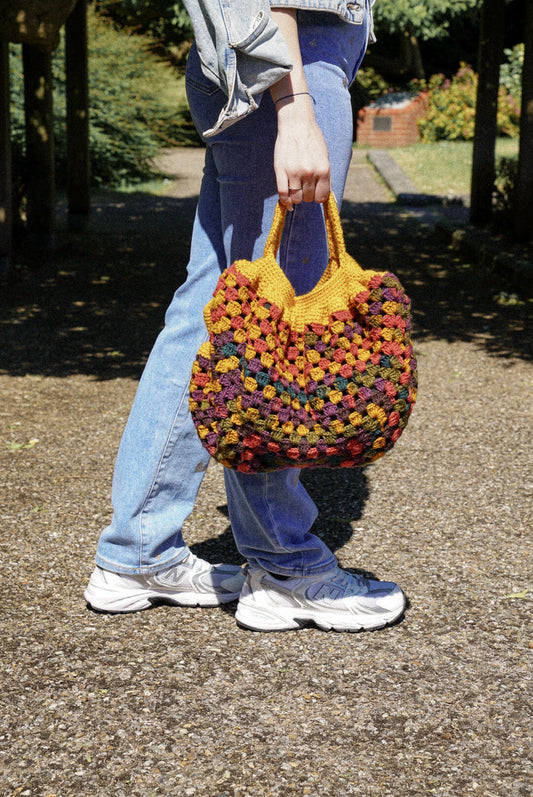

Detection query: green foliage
(354, 67), (391, 102)
(493, 156), (518, 224)
(7, 49), (26, 221)
(81, 10), (197, 183)
(94, 0), (193, 50)
(372, 0), (481, 41)
(9, 5), (197, 195)
(414, 63), (521, 142)
(499, 43), (524, 107)
(415, 65), (477, 141)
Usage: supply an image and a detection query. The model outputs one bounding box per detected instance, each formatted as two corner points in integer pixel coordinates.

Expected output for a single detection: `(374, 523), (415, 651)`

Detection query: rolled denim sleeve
(183, 0), (293, 137)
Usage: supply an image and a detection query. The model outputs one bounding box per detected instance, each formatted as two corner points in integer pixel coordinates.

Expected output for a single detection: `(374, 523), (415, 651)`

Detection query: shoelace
(335, 569), (370, 597)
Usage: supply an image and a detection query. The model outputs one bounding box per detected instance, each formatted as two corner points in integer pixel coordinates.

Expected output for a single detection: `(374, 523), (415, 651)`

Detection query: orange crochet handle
(263, 192), (346, 265)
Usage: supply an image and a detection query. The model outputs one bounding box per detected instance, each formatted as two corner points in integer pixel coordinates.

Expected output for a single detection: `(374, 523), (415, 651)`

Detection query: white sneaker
(84, 551), (245, 613)
(235, 566), (406, 632)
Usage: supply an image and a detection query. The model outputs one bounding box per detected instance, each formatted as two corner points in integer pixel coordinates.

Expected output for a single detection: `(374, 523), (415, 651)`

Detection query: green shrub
(353, 67), (391, 103)
(415, 62), (520, 142)
(493, 156), (518, 224)
(415, 64), (477, 141)
(9, 4), (197, 197)
(497, 86), (521, 138)
(499, 43), (524, 108)
(94, 0), (193, 61)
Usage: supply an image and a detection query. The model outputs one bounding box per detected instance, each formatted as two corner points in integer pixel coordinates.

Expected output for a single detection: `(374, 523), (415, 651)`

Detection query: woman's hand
(270, 9), (331, 210)
(274, 95), (331, 210)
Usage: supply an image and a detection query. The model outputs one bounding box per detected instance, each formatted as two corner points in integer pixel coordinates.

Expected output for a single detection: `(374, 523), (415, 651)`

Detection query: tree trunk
(514, 0), (533, 242)
(23, 43), (55, 249)
(66, 0), (90, 230)
(0, 42), (12, 276)
(470, 0), (506, 224)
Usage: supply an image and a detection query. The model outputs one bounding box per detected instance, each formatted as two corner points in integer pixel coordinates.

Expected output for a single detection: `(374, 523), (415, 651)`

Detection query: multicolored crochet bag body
(189, 193), (417, 473)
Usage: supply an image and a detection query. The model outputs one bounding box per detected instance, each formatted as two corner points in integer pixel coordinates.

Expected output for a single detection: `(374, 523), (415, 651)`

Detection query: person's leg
(89, 12), (367, 583)
(228, 11), (406, 630)
(93, 152), (222, 575)
(84, 52), (249, 611)
(224, 12), (370, 577)
(85, 143), (247, 611)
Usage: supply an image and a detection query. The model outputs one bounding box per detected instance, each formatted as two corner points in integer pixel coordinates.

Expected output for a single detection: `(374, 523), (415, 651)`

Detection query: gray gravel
(1, 149), (532, 797)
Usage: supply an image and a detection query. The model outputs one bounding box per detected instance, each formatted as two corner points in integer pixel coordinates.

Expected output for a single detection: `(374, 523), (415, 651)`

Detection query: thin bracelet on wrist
(274, 91), (312, 105)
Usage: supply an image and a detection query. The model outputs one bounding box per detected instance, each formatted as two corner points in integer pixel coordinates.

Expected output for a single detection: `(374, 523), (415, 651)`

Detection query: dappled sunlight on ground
(2, 185), (531, 381)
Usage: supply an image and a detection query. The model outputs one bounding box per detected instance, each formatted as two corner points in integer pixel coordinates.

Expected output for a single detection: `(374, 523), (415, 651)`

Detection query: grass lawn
(378, 139), (520, 196)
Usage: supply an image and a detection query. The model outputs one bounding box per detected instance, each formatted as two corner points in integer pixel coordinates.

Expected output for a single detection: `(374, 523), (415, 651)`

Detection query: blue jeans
(94, 10), (370, 576)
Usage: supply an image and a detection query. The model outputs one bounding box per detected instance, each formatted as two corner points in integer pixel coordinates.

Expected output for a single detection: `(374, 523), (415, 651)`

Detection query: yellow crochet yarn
(190, 192), (418, 473)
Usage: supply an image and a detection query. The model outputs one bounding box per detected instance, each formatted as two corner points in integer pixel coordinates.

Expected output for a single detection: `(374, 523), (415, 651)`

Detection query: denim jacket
(182, 0), (374, 137)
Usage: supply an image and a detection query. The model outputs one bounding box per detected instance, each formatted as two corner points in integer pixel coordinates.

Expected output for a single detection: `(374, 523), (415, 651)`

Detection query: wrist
(274, 91), (312, 108)
(275, 93), (317, 128)
(274, 93), (316, 125)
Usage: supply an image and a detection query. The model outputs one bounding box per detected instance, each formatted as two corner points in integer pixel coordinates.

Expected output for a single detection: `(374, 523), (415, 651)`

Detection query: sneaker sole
(84, 586), (242, 614)
(235, 597), (406, 633)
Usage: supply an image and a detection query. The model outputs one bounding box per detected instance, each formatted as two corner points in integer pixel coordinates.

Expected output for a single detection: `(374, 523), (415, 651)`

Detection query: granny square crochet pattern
(189, 194), (417, 473)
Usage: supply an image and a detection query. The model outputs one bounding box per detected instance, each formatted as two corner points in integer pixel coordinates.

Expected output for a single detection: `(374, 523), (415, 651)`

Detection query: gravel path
(1, 148), (532, 797)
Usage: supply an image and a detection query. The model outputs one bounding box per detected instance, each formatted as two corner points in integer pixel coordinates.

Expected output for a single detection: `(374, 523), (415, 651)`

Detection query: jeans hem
(248, 555), (338, 578)
(94, 546), (190, 576)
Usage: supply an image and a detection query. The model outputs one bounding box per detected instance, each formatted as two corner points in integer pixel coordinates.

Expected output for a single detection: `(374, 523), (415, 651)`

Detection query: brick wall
(356, 92), (428, 148)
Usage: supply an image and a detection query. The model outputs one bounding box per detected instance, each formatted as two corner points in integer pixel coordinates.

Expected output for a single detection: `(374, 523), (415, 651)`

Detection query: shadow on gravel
(1, 193), (531, 380)
(1, 191), (198, 379)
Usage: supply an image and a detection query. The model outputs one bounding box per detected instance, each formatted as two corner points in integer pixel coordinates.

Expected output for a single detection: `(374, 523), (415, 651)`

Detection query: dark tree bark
(470, 0), (506, 224)
(514, 0), (533, 242)
(0, 0), (77, 51)
(66, 0), (90, 230)
(23, 43), (55, 248)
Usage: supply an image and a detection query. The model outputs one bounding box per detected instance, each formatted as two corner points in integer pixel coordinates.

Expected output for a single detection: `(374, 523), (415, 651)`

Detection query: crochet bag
(189, 193), (417, 473)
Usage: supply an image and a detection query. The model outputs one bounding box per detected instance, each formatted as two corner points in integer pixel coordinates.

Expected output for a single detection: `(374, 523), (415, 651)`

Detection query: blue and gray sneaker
(235, 566), (405, 632)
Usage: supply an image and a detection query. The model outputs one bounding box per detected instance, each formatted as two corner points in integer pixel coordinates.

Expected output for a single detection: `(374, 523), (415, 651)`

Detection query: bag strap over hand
(263, 192), (346, 264)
